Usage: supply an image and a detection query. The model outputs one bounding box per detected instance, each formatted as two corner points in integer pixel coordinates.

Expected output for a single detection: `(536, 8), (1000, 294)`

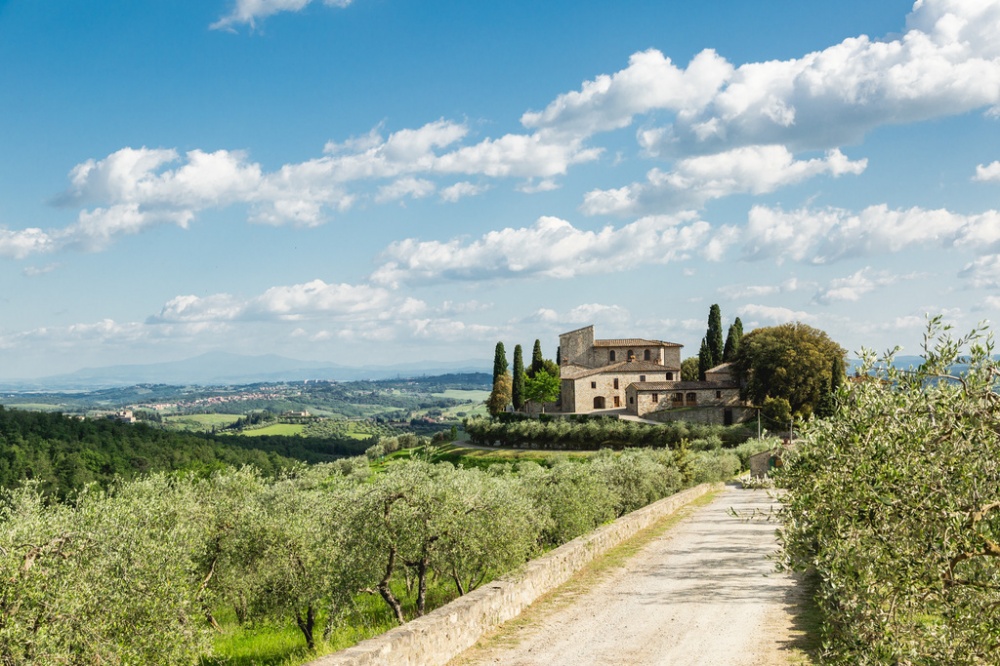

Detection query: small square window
(666, 372), (673, 380)
(652, 393), (659, 403)
(591, 381), (597, 389)
(639, 375), (646, 382)
(716, 390), (722, 399)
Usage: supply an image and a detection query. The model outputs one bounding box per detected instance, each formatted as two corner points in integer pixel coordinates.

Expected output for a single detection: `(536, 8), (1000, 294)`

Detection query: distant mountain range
(0, 352), (491, 391)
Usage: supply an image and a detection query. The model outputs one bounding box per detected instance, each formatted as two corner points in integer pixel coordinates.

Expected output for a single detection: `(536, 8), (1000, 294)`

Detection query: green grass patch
(163, 413), (242, 432)
(239, 423), (305, 437)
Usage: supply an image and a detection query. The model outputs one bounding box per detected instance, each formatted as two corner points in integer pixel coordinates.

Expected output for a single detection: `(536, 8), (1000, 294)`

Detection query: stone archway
(594, 396), (606, 409)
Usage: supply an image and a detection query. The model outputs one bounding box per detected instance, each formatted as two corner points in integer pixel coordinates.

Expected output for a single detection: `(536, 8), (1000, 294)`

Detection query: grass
(163, 413), (241, 432)
(238, 423), (305, 437)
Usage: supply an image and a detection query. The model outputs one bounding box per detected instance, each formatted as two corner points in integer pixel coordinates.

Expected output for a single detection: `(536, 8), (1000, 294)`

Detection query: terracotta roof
(593, 338), (682, 347)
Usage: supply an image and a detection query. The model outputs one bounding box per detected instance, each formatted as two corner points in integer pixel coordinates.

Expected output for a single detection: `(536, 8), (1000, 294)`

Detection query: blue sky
(2, 0), (999, 379)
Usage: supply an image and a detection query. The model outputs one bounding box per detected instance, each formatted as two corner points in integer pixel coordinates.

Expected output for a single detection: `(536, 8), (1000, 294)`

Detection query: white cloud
(975, 161), (1000, 182)
(959, 254), (1000, 288)
(813, 267), (901, 304)
(525, 1), (1000, 157)
(742, 204), (1000, 263)
(375, 177), (436, 203)
(721, 277), (799, 300)
(212, 0), (353, 30)
(370, 214), (714, 287)
(522, 48), (734, 140)
(737, 303), (816, 324)
(439, 181), (488, 202)
(148, 279), (390, 324)
(0, 228), (55, 259)
(582, 145), (867, 216)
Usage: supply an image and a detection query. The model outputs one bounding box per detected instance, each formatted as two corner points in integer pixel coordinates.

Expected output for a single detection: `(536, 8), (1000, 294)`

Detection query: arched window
(644, 349), (651, 361)
(594, 396), (606, 409)
(609, 350), (616, 362)
(666, 372), (673, 380)
(627, 349), (635, 361)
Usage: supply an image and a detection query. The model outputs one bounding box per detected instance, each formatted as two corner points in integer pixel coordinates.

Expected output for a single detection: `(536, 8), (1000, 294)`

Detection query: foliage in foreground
(0, 444), (742, 665)
(777, 320), (1000, 664)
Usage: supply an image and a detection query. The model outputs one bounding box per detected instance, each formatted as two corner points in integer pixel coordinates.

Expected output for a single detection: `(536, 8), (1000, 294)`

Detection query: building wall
(567, 368), (684, 413)
(558, 326), (595, 368)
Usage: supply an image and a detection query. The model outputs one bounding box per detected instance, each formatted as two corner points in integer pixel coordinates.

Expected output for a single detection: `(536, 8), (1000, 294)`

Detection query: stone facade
(555, 326), (749, 423)
(557, 325), (682, 413)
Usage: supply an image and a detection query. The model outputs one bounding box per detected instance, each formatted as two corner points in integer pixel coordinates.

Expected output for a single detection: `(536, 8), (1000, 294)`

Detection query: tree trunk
(415, 555), (430, 616)
(377, 546), (406, 625)
(295, 604), (316, 650)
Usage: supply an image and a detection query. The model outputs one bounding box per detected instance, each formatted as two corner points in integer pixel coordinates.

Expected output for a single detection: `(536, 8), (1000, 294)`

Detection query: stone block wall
(307, 483), (720, 666)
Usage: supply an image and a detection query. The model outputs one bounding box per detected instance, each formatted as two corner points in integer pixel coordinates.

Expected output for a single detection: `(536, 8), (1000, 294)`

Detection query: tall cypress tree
(492, 342), (508, 386)
(512, 344), (525, 410)
(698, 337), (711, 380)
(528, 339), (544, 377)
(707, 304), (724, 368)
(723, 316), (744, 363)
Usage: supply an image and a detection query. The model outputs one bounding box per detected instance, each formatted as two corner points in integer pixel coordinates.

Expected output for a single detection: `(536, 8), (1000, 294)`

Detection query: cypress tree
(723, 316), (744, 363)
(492, 342), (508, 385)
(512, 344), (525, 410)
(698, 337), (711, 380)
(529, 339), (544, 377)
(707, 304), (724, 368)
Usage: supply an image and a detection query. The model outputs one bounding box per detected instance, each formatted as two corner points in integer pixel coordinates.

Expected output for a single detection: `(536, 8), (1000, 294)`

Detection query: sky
(1, 0), (1000, 379)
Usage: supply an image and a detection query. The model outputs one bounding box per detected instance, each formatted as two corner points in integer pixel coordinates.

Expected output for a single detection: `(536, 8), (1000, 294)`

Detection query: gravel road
(452, 486), (804, 666)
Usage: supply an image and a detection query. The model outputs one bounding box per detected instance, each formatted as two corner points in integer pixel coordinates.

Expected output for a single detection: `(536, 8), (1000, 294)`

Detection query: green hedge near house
(462, 414), (753, 450)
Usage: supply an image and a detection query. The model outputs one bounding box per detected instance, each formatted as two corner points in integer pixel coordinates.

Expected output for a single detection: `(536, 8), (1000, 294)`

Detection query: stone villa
(556, 325), (751, 425)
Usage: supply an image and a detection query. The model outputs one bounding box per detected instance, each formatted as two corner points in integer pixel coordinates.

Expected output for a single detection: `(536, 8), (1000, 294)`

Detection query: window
(609, 350), (616, 362)
(686, 392), (697, 406)
(613, 378), (619, 389)
(613, 396), (621, 407)
(652, 393), (659, 403)
(629, 396), (634, 404)
(639, 375), (646, 382)
(716, 390), (722, 399)
(666, 372), (673, 380)
(591, 381), (597, 389)
(673, 392), (683, 403)
(643, 349), (651, 361)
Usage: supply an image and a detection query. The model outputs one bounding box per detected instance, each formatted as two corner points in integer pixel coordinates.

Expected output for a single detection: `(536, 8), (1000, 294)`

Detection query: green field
(238, 423), (306, 437)
(164, 413), (242, 432)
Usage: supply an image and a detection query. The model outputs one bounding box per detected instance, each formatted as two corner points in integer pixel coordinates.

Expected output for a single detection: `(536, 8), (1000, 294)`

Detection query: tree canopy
(732, 322), (845, 418)
(511, 344), (525, 410)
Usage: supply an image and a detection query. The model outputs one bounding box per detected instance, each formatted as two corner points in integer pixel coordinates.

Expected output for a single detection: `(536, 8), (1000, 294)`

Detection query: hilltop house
(556, 325), (752, 425)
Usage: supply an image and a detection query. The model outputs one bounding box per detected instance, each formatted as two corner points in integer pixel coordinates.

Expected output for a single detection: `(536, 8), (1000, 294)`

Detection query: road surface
(452, 486), (806, 666)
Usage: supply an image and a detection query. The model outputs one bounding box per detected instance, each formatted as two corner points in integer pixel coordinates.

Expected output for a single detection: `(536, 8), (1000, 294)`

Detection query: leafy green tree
(522, 369), (560, 412)
(723, 316), (743, 362)
(487, 372), (512, 417)
(778, 320), (1000, 663)
(492, 341), (508, 385)
(733, 322), (846, 417)
(680, 357), (700, 381)
(512, 344), (525, 410)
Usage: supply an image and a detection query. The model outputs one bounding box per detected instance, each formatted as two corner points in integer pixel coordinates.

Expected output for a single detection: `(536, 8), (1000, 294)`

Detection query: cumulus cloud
(737, 303), (816, 325)
(742, 204), (1000, 263)
(959, 254), (1000, 288)
(526, 303), (631, 326)
(370, 214), (716, 287)
(582, 145), (866, 216)
(526, 1), (1000, 156)
(212, 0), (353, 30)
(721, 277), (799, 300)
(148, 279), (391, 324)
(813, 267), (903, 304)
(975, 161), (1000, 182)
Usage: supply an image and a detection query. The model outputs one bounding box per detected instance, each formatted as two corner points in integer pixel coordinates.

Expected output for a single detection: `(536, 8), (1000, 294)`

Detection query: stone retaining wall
(308, 482), (721, 666)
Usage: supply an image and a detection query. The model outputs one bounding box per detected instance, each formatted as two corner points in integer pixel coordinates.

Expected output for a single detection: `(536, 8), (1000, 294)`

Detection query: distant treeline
(463, 414), (754, 450)
(0, 406), (367, 497)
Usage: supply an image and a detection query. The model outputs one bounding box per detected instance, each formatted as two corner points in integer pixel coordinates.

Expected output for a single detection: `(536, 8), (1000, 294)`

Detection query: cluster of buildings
(554, 325), (753, 425)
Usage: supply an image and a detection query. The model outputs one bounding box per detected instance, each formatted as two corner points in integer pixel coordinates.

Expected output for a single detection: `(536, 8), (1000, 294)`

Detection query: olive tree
(778, 319), (1000, 663)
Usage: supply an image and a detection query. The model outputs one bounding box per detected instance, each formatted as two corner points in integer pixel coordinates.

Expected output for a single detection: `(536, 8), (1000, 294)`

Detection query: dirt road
(452, 486), (806, 666)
